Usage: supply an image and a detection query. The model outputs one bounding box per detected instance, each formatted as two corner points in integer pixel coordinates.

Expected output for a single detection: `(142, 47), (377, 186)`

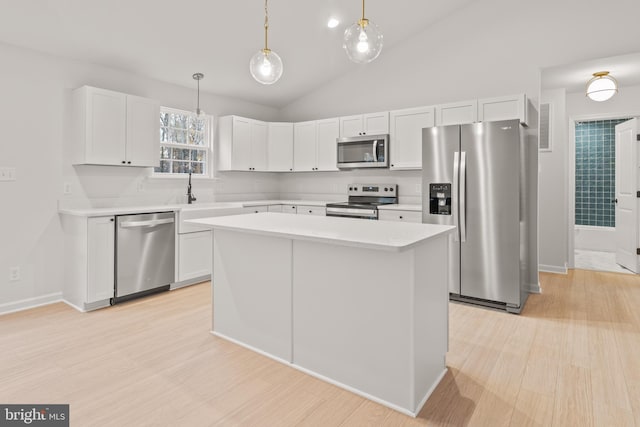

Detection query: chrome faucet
(187, 171), (196, 204)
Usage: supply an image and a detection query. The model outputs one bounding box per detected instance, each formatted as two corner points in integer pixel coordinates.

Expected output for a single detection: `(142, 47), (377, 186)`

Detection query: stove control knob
(353, 187), (358, 191)
(384, 187), (388, 191)
(389, 187), (394, 192)
(349, 187), (353, 191)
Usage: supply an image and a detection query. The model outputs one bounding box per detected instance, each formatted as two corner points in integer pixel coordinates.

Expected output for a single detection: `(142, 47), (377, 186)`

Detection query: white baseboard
(0, 293), (63, 316)
(527, 282), (542, 294)
(539, 264), (567, 274)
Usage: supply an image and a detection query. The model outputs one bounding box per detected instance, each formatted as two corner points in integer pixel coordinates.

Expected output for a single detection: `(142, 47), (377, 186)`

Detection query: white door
(231, 117), (252, 170)
(250, 120), (268, 171)
(87, 216), (115, 302)
(615, 118), (639, 272)
(85, 88), (127, 165)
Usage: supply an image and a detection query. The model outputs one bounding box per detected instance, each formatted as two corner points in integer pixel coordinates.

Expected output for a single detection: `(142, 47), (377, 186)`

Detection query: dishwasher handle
(119, 218), (175, 228)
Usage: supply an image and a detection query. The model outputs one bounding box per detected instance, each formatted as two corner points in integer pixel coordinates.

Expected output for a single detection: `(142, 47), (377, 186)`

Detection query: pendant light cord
(197, 78), (200, 113)
(362, 0), (365, 21)
(264, 0), (269, 51)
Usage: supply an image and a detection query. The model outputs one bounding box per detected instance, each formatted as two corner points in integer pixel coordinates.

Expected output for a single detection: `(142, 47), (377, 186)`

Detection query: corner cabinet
(267, 122), (294, 172)
(339, 112), (389, 137)
(294, 118), (339, 172)
(217, 115), (268, 171)
(72, 86), (160, 167)
(389, 106), (435, 170)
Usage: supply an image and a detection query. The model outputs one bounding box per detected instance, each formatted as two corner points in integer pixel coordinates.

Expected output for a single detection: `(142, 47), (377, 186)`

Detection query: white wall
(279, 170), (423, 205)
(539, 89), (568, 272)
(278, 0), (640, 273)
(0, 42), (280, 311)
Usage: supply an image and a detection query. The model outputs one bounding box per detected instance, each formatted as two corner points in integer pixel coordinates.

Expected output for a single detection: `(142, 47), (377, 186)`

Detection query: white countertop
(58, 199), (330, 217)
(189, 212), (455, 252)
(377, 204), (422, 212)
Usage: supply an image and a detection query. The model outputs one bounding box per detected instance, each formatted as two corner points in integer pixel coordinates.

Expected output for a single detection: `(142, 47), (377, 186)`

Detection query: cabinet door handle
(399, 216), (403, 219)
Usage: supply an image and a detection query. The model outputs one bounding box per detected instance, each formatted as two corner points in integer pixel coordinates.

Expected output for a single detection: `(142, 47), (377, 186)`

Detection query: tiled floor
(575, 249), (634, 274)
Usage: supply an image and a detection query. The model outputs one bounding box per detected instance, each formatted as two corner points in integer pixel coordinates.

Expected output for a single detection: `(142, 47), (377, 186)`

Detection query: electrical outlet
(415, 183), (421, 194)
(63, 183), (72, 195)
(0, 167), (16, 181)
(9, 266), (20, 281)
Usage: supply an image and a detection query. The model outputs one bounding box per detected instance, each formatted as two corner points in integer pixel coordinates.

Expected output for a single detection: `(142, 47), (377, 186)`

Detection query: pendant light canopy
(586, 71), (618, 102)
(249, 0), (283, 85)
(192, 72), (205, 117)
(343, 0), (383, 64)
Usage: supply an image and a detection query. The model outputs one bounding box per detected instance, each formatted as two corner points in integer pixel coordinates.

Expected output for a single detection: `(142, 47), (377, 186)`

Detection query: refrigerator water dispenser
(429, 183), (451, 215)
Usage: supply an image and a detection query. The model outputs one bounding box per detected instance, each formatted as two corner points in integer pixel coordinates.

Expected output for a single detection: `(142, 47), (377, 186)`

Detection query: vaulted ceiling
(0, 0), (478, 107)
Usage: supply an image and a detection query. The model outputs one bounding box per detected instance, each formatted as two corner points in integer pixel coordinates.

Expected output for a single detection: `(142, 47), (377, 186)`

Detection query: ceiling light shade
(192, 73), (205, 117)
(586, 71), (618, 102)
(249, 0), (283, 85)
(343, 0), (383, 64)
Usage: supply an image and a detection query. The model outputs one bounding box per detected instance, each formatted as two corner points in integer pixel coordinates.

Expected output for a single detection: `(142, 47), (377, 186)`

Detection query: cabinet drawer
(297, 205), (326, 216)
(282, 204), (298, 214)
(244, 206), (269, 214)
(378, 210), (422, 223)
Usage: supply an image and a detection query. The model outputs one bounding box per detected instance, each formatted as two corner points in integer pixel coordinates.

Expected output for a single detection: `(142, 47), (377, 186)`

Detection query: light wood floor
(1, 270), (639, 426)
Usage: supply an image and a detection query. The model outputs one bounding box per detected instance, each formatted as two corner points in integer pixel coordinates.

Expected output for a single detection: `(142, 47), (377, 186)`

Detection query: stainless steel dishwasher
(113, 211), (175, 304)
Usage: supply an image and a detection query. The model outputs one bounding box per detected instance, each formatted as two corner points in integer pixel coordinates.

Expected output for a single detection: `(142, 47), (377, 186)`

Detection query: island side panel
(212, 229), (293, 362)
(412, 234), (449, 412)
(292, 240), (414, 411)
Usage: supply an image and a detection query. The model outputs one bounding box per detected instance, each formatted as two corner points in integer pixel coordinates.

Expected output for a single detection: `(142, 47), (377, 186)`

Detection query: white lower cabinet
(282, 204), (298, 214)
(378, 210), (422, 223)
(243, 205), (269, 214)
(178, 231), (212, 282)
(62, 214), (115, 311)
(87, 216), (115, 302)
(296, 205), (326, 216)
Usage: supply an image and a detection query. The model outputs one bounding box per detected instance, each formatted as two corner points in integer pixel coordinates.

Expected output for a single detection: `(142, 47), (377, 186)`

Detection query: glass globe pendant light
(586, 71), (618, 102)
(249, 0), (283, 85)
(343, 0), (383, 64)
(192, 72), (205, 117)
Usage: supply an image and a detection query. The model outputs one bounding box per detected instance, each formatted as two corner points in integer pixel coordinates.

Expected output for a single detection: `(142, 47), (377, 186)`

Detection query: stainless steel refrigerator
(422, 119), (538, 313)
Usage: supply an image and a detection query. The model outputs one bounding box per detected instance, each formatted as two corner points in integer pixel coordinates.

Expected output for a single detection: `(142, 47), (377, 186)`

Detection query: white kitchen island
(190, 213), (455, 417)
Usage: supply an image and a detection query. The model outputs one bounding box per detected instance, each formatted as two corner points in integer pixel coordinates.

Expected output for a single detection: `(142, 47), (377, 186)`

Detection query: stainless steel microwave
(336, 134), (389, 169)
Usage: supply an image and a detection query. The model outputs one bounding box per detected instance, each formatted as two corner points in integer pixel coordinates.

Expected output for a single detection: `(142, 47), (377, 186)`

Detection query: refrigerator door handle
(460, 151), (467, 243)
(452, 151), (460, 242)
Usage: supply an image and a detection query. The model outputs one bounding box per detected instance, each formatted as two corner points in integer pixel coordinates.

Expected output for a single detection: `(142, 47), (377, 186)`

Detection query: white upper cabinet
(339, 112), (389, 137)
(294, 118), (340, 172)
(218, 115), (268, 171)
(315, 118), (340, 171)
(267, 122), (294, 172)
(293, 121), (318, 171)
(126, 95), (161, 167)
(389, 106), (435, 170)
(435, 99), (478, 126)
(73, 86), (160, 167)
(478, 94), (533, 126)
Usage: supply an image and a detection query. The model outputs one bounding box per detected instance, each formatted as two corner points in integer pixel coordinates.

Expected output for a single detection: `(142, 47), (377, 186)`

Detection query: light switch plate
(9, 266), (20, 281)
(0, 167), (16, 181)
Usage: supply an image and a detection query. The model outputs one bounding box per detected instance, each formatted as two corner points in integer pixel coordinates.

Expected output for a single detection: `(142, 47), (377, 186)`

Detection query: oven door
(326, 207), (378, 220)
(337, 135), (389, 169)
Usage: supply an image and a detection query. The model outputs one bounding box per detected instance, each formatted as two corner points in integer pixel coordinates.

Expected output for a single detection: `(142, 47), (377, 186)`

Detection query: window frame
(152, 106), (214, 179)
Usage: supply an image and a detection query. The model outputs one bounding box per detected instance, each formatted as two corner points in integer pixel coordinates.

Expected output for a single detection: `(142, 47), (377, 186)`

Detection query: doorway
(574, 117), (633, 273)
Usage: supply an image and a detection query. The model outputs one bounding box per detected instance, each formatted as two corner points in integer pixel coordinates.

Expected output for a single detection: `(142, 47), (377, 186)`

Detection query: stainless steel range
(326, 184), (398, 219)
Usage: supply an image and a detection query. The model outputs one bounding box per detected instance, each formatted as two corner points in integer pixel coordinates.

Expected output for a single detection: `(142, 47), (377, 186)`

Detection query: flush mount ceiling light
(343, 0), (383, 64)
(249, 0), (283, 85)
(192, 73), (205, 117)
(586, 71), (618, 102)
